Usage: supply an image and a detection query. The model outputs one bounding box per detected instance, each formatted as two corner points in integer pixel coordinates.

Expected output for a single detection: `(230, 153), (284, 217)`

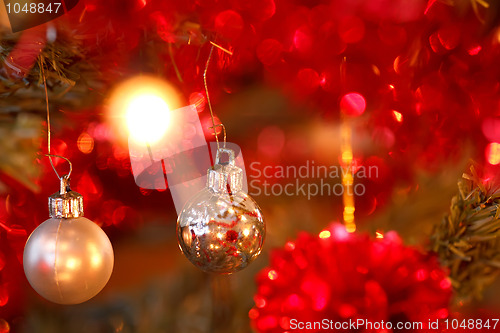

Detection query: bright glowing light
(486, 142), (500, 165)
(345, 223), (356, 233)
(243, 228), (250, 237)
(343, 173), (353, 184)
(107, 75), (183, 146)
(268, 270), (278, 280)
(341, 150), (353, 165)
(319, 230), (331, 239)
(375, 231), (384, 239)
(126, 94), (171, 144)
(392, 110), (403, 123)
(344, 206), (355, 215)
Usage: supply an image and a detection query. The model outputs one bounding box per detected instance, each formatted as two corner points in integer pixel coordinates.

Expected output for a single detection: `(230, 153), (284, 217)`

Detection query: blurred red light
(0, 286), (8, 306)
(77, 132), (94, 154)
(338, 16), (365, 44)
(0, 319), (9, 333)
(296, 68), (320, 94)
(258, 126), (285, 156)
(0, 253), (5, 271)
(254, 295), (267, 308)
(257, 39), (283, 66)
(440, 278), (451, 290)
(340, 93), (366, 116)
(468, 45), (482, 55)
(293, 27), (312, 52)
(286, 294), (301, 307)
(248, 308), (259, 320)
(214, 10), (244, 40)
(280, 317), (290, 330)
(416, 269), (428, 281)
(437, 308), (449, 319)
(189, 92), (206, 113)
(257, 316), (278, 330)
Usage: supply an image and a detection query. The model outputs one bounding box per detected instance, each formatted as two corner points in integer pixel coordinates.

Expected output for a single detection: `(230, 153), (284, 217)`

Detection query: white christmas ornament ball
(23, 217), (114, 304)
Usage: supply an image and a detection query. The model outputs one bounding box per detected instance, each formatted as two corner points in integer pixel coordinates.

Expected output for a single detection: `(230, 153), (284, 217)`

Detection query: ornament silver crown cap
(207, 148), (243, 193)
(48, 176), (84, 218)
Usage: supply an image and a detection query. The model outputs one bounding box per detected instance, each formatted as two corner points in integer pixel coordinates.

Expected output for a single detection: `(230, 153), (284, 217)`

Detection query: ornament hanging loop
(208, 148), (243, 193)
(40, 58), (73, 184)
(215, 148), (235, 166)
(44, 154), (80, 218)
(44, 153), (73, 181)
(59, 174), (70, 195)
(48, 174), (84, 219)
(203, 41), (229, 152)
(209, 123), (227, 148)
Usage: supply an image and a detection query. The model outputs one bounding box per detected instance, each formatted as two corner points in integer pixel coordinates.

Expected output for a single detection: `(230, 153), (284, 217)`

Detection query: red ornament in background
(340, 92), (366, 116)
(250, 224), (452, 332)
(214, 10), (244, 40)
(256, 39), (283, 66)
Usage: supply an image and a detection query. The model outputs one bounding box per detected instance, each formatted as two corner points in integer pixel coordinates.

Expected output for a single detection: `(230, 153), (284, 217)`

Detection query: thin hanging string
(40, 58), (72, 180)
(203, 44), (227, 151)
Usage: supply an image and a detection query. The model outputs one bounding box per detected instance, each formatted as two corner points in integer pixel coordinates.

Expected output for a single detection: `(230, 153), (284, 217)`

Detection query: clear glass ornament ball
(177, 187), (265, 274)
(23, 217), (114, 304)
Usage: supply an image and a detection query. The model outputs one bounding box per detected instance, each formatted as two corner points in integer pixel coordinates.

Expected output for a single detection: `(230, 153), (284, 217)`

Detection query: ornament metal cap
(207, 148), (243, 193)
(48, 176), (84, 218)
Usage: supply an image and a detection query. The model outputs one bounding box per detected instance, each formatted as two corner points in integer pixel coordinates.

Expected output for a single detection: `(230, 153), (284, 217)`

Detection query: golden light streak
(341, 120), (356, 233)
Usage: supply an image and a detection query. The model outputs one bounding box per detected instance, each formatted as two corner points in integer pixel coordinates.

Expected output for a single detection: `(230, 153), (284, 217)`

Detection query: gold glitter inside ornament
(23, 176), (114, 304)
(177, 148), (265, 274)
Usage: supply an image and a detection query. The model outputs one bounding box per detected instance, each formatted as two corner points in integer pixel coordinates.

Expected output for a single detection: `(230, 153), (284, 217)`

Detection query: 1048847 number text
(5, 2), (61, 14)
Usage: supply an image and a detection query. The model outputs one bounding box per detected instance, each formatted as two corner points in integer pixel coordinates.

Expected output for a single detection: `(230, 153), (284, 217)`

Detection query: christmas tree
(1, 0), (500, 332)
